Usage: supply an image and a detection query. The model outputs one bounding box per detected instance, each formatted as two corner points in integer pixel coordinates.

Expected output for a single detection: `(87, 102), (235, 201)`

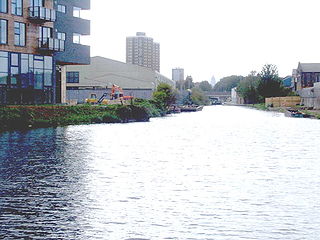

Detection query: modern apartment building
(0, 0), (90, 104)
(126, 32), (160, 72)
(172, 68), (184, 81)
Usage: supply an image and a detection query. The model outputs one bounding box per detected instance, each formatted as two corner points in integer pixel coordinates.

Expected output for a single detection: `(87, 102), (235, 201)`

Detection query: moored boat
(180, 105), (203, 112)
(285, 109), (310, 118)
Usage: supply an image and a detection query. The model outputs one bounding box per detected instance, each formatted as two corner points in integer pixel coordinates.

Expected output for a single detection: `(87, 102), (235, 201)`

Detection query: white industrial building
(65, 56), (174, 103)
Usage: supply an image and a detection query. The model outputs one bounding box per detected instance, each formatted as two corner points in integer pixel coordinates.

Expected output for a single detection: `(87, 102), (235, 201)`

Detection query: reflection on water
(1, 106), (320, 239)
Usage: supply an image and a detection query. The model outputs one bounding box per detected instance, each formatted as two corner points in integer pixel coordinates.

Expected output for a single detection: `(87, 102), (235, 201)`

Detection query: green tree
(237, 72), (261, 104)
(191, 88), (210, 105)
(152, 83), (176, 111)
(257, 64), (288, 99)
(198, 81), (213, 92)
(213, 75), (244, 92)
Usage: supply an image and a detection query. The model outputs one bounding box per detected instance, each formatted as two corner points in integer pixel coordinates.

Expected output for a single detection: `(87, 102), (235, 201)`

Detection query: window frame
(57, 4), (66, 13)
(0, 19), (7, 45)
(73, 6), (81, 18)
(11, 0), (23, 16)
(66, 71), (80, 83)
(0, 51), (8, 85)
(14, 22), (26, 46)
(0, 0), (8, 13)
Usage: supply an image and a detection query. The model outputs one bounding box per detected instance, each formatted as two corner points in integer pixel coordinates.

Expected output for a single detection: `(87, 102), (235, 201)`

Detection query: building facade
(65, 56), (174, 103)
(0, 0), (90, 105)
(172, 68), (184, 82)
(126, 32), (160, 72)
(295, 63), (320, 91)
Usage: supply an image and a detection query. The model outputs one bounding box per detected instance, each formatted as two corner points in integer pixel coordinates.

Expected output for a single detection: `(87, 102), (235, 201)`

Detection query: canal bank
(0, 103), (162, 132)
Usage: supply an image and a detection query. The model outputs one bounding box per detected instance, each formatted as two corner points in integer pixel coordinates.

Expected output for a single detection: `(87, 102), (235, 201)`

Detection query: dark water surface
(1, 106), (320, 239)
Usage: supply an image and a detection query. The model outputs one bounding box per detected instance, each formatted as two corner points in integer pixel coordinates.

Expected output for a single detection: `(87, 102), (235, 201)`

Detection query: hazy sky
(88, 0), (320, 82)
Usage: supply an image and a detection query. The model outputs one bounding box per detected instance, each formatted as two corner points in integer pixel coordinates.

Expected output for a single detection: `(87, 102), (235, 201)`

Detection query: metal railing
(28, 6), (56, 22)
(38, 38), (65, 52)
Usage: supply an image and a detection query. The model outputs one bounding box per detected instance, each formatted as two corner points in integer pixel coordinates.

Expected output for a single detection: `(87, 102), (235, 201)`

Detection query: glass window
(57, 32), (66, 41)
(67, 72), (80, 83)
(57, 4), (66, 13)
(11, 53), (18, 66)
(21, 59), (28, 74)
(11, 66), (19, 85)
(0, 72), (8, 84)
(14, 22), (25, 46)
(11, 0), (22, 16)
(34, 68), (43, 89)
(39, 26), (52, 39)
(44, 70), (52, 86)
(73, 7), (81, 18)
(44, 56), (52, 70)
(0, 19), (7, 44)
(34, 60), (43, 69)
(29, 55), (34, 68)
(0, 54), (8, 72)
(73, 33), (81, 44)
(30, 0), (43, 7)
(0, 0), (7, 13)
(0, 51), (8, 85)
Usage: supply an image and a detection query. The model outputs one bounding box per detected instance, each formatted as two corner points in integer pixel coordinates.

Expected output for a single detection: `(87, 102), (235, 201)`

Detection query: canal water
(1, 106), (320, 240)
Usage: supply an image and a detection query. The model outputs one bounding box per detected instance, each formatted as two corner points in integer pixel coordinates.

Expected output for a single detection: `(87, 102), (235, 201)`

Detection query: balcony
(38, 38), (65, 52)
(28, 6), (56, 22)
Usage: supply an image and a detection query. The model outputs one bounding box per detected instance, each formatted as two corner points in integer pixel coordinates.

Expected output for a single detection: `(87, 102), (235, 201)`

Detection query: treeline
(175, 77), (211, 105)
(214, 64), (294, 104)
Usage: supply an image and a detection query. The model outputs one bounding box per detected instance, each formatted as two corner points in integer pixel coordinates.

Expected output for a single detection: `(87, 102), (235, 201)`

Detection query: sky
(88, 0), (320, 82)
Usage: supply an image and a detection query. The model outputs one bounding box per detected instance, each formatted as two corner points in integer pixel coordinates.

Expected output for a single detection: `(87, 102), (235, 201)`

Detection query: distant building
(65, 56), (174, 103)
(211, 75), (216, 87)
(126, 32), (160, 72)
(282, 76), (293, 88)
(172, 68), (184, 81)
(295, 62), (320, 90)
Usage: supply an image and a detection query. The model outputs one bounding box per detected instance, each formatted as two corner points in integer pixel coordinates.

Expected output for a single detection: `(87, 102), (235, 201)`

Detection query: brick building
(0, 0), (90, 104)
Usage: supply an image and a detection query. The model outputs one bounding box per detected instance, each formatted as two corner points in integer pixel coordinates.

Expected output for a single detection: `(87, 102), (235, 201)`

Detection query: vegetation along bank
(0, 83), (175, 132)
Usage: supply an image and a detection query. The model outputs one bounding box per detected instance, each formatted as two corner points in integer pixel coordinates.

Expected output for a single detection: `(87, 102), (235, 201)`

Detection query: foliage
(237, 65), (294, 104)
(191, 88), (210, 105)
(0, 105), (151, 132)
(237, 73), (261, 104)
(257, 64), (290, 99)
(198, 81), (213, 92)
(152, 83), (176, 111)
(176, 76), (195, 91)
(213, 75), (244, 92)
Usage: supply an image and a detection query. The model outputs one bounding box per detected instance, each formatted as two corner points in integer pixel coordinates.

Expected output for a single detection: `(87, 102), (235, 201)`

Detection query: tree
(237, 72), (261, 104)
(213, 75), (244, 92)
(198, 81), (213, 92)
(257, 64), (289, 99)
(152, 83), (176, 111)
(190, 88), (210, 105)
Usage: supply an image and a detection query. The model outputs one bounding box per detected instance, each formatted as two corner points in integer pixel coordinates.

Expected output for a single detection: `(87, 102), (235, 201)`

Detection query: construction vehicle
(85, 84), (133, 105)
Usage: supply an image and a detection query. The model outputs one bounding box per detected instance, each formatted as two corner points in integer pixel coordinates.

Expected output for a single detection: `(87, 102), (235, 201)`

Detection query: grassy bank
(0, 101), (163, 132)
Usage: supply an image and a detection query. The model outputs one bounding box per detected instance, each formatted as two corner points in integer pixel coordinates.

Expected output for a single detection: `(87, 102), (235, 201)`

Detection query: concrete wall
(66, 56), (174, 89)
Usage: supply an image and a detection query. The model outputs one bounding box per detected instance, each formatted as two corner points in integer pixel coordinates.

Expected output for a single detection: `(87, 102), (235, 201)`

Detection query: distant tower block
(172, 68), (184, 81)
(126, 32), (160, 72)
